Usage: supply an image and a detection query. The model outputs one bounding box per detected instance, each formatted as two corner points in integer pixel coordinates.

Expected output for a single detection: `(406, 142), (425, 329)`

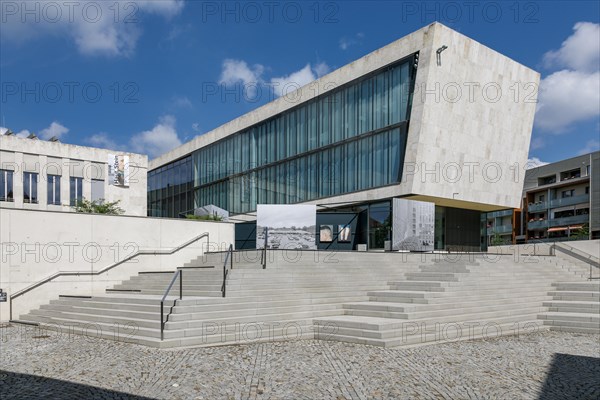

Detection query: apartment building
(484, 151), (599, 245)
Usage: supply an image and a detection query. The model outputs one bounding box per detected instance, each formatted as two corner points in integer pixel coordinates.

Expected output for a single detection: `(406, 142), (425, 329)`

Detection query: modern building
(148, 22), (540, 251)
(483, 151), (600, 245)
(0, 134), (148, 216)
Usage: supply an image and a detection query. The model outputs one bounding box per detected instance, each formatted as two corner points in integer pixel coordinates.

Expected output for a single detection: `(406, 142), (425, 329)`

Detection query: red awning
(547, 227), (568, 232)
(569, 225), (584, 230)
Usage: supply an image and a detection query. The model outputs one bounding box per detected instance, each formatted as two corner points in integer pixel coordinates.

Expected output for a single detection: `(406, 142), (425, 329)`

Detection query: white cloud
(271, 64), (315, 97)
(87, 132), (121, 150)
(313, 62), (331, 78)
(271, 63), (330, 97)
(578, 139), (600, 155)
(172, 96), (193, 109)
(535, 22), (600, 133)
(1, 1), (185, 57)
(339, 32), (364, 50)
(535, 70), (600, 132)
(1, 122), (68, 139)
(192, 123), (201, 132)
(526, 158), (549, 169)
(130, 115), (181, 158)
(39, 121), (69, 140)
(0, 127), (27, 137)
(529, 136), (545, 150)
(217, 59), (330, 98)
(543, 22), (600, 73)
(219, 59), (265, 86)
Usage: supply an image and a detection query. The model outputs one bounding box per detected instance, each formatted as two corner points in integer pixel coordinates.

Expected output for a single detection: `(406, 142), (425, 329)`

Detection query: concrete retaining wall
(0, 208), (234, 321)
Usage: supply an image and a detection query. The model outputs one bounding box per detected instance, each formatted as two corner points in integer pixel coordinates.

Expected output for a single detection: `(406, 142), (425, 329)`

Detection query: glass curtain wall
(147, 156), (193, 217)
(149, 53), (416, 218)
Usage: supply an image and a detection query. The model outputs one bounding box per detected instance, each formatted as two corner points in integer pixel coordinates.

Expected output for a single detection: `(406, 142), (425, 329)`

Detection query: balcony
(548, 214), (589, 228)
(487, 224), (512, 235)
(527, 219), (549, 230)
(549, 194), (590, 208)
(487, 209), (513, 219)
(528, 202), (548, 213)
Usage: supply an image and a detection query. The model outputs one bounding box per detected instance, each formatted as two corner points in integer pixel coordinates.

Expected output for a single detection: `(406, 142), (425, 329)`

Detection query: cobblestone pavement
(1, 325), (599, 400)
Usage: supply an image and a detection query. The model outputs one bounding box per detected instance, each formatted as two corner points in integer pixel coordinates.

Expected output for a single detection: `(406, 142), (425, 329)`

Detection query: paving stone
(1, 325), (598, 399)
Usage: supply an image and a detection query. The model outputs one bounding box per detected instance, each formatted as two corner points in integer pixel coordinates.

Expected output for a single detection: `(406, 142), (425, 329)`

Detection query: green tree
(185, 214), (223, 221)
(73, 198), (124, 215)
(574, 223), (590, 240)
(491, 232), (506, 246)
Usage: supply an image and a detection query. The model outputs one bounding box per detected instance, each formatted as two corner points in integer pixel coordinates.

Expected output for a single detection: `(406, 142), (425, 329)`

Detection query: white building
(0, 134), (147, 216)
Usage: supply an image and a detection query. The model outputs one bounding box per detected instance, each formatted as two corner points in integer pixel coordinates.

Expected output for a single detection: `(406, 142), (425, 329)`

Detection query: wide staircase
(17, 251), (596, 349)
(313, 256), (592, 347)
(18, 251), (420, 348)
(538, 281), (600, 334)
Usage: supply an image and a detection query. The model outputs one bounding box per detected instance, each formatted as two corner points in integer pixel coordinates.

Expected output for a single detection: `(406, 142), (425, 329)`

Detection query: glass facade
(147, 156), (194, 217)
(148, 54), (417, 218)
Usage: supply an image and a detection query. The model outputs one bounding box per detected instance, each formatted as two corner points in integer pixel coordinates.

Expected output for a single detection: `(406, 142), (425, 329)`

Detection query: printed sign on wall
(256, 204), (316, 250)
(108, 154), (129, 187)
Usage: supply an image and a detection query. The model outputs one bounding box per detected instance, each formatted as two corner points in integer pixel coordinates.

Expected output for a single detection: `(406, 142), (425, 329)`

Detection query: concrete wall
(406, 23), (539, 210)
(567, 240), (600, 259)
(0, 208), (235, 321)
(490, 239), (600, 259)
(150, 22), (538, 213)
(0, 134), (148, 216)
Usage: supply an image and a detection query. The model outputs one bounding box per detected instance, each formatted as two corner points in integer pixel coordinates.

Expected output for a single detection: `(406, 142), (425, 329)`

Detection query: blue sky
(1, 1), (599, 164)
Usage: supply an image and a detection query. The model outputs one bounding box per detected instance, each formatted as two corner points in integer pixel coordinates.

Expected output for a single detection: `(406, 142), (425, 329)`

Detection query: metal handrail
(260, 227), (268, 269)
(9, 232), (210, 321)
(160, 270), (183, 340)
(221, 244), (234, 297)
(552, 242), (600, 280)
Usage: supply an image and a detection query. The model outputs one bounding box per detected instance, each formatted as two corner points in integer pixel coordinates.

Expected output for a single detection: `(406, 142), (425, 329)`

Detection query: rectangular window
(91, 179), (104, 201)
(70, 177), (83, 206)
(23, 172), (38, 203)
(0, 169), (14, 201)
(47, 175), (61, 205)
(561, 189), (575, 198)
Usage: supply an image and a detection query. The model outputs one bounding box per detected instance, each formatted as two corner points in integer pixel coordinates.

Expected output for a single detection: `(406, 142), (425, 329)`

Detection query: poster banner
(108, 154), (129, 187)
(256, 204), (316, 250)
(392, 198), (435, 251)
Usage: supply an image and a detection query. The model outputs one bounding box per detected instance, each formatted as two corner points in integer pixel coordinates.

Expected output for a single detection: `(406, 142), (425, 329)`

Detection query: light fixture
(436, 45), (448, 66)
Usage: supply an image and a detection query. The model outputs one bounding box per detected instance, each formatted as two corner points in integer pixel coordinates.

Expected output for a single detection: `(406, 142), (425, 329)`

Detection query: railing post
(222, 265), (226, 298)
(262, 227), (268, 269)
(230, 245), (233, 270)
(179, 270), (183, 300)
(160, 301), (164, 341)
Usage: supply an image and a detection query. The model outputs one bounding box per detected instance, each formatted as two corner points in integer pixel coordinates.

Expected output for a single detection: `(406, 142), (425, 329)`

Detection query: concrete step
(548, 326), (600, 334)
(343, 304), (544, 322)
(347, 295), (551, 313)
(548, 291), (600, 301)
(313, 314), (544, 347)
(369, 290), (554, 305)
(538, 312), (600, 324)
(551, 282), (600, 291)
(50, 295), (369, 313)
(543, 301), (599, 314)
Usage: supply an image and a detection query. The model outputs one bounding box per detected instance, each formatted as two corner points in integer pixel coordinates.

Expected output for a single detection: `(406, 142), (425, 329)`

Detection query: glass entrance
(368, 201), (392, 249)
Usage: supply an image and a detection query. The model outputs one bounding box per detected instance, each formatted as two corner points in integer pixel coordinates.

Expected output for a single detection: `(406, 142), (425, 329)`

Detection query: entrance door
(368, 201), (392, 249)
